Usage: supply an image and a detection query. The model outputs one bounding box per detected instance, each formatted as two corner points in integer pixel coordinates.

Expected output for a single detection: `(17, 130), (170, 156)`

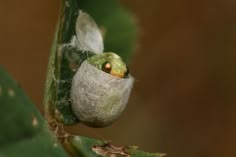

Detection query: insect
(57, 11), (134, 127)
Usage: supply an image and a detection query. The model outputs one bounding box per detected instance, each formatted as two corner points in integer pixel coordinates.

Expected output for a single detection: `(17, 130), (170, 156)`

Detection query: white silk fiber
(71, 61), (134, 127)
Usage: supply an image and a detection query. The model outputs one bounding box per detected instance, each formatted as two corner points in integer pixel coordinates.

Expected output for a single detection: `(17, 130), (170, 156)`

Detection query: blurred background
(1, 0), (236, 157)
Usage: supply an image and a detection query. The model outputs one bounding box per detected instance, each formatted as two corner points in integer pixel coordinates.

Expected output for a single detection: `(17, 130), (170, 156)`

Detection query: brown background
(1, 0), (236, 157)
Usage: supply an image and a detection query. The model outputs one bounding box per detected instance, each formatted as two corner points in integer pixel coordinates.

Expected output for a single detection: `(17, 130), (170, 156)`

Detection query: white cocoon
(71, 61), (134, 127)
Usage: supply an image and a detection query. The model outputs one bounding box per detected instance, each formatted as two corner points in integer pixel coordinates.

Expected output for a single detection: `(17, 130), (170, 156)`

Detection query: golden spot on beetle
(92, 143), (130, 157)
(105, 63), (111, 69)
(32, 115), (38, 127)
(110, 70), (124, 78)
(8, 88), (15, 97)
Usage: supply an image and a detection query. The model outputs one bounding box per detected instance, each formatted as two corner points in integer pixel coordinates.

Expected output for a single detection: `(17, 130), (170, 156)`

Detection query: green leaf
(0, 66), (69, 157)
(69, 135), (165, 157)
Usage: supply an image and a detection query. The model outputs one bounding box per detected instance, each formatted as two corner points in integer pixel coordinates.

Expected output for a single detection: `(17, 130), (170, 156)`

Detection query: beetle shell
(71, 61), (134, 127)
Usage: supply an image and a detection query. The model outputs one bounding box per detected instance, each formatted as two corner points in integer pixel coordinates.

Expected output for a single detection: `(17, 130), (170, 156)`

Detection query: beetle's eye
(102, 61), (112, 73)
(124, 66), (129, 78)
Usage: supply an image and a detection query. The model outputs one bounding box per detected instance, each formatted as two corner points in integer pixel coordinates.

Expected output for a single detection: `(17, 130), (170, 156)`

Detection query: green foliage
(0, 66), (68, 157)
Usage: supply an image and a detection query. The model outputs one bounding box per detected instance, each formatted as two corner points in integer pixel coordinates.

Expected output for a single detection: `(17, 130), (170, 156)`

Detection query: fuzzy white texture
(72, 11), (104, 53)
(71, 61), (134, 127)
